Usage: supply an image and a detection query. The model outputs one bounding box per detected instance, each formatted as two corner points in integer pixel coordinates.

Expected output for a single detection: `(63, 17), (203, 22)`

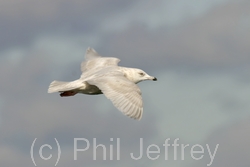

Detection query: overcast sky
(0, 0), (250, 166)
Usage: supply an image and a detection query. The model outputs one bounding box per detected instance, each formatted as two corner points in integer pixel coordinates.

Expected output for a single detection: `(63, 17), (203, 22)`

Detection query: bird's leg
(60, 91), (77, 97)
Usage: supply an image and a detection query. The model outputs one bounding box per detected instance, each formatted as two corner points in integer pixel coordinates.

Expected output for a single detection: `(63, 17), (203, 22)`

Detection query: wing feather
(81, 48), (120, 73)
(87, 73), (143, 120)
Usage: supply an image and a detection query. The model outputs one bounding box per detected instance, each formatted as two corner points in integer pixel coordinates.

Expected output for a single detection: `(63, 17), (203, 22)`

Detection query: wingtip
(85, 47), (100, 60)
(86, 47), (96, 53)
(132, 116), (142, 121)
(86, 47), (92, 53)
(131, 108), (143, 121)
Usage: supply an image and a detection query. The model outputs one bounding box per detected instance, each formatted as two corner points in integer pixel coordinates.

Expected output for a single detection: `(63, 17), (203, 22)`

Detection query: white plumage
(48, 47), (157, 120)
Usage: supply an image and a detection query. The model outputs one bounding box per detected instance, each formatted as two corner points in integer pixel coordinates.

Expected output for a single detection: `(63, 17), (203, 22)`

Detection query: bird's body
(48, 48), (157, 120)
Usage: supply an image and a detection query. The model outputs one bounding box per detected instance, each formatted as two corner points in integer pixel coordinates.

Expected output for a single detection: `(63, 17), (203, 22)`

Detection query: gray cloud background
(0, 0), (250, 166)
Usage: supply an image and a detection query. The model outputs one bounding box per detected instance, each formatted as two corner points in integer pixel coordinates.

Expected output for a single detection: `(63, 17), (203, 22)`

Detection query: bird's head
(125, 68), (157, 83)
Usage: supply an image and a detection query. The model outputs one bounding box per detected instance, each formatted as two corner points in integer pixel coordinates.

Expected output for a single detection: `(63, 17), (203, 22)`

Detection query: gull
(48, 47), (157, 120)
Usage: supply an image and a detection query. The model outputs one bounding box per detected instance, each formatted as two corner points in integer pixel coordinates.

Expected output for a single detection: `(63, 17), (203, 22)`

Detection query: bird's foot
(60, 91), (77, 97)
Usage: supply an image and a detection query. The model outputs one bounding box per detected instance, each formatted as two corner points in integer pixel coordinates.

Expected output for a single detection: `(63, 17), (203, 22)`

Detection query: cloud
(140, 70), (250, 144)
(188, 117), (250, 167)
(0, 0), (137, 25)
(1, 0), (249, 69)
(102, 0), (233, 31)
(0, 0), (136, 50)
(100, 1), (250, 69)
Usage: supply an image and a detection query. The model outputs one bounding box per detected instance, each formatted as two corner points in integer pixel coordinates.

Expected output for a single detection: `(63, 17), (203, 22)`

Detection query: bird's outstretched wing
(87, 72), (143, 120)
(81, 48), (120, 73)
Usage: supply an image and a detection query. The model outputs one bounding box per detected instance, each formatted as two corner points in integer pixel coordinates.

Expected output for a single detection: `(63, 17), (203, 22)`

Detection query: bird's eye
(139, 72), (144, 76)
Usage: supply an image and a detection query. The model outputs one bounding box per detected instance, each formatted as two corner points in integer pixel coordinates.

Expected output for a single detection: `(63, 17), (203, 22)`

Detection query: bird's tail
(48, 80), (83, 93)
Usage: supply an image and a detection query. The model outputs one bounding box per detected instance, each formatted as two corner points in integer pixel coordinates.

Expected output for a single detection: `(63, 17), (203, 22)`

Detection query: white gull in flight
(48, 48), (157, 120)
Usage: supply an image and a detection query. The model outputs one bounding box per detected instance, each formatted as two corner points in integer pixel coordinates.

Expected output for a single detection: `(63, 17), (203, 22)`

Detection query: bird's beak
(148, 76), (157, 81)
